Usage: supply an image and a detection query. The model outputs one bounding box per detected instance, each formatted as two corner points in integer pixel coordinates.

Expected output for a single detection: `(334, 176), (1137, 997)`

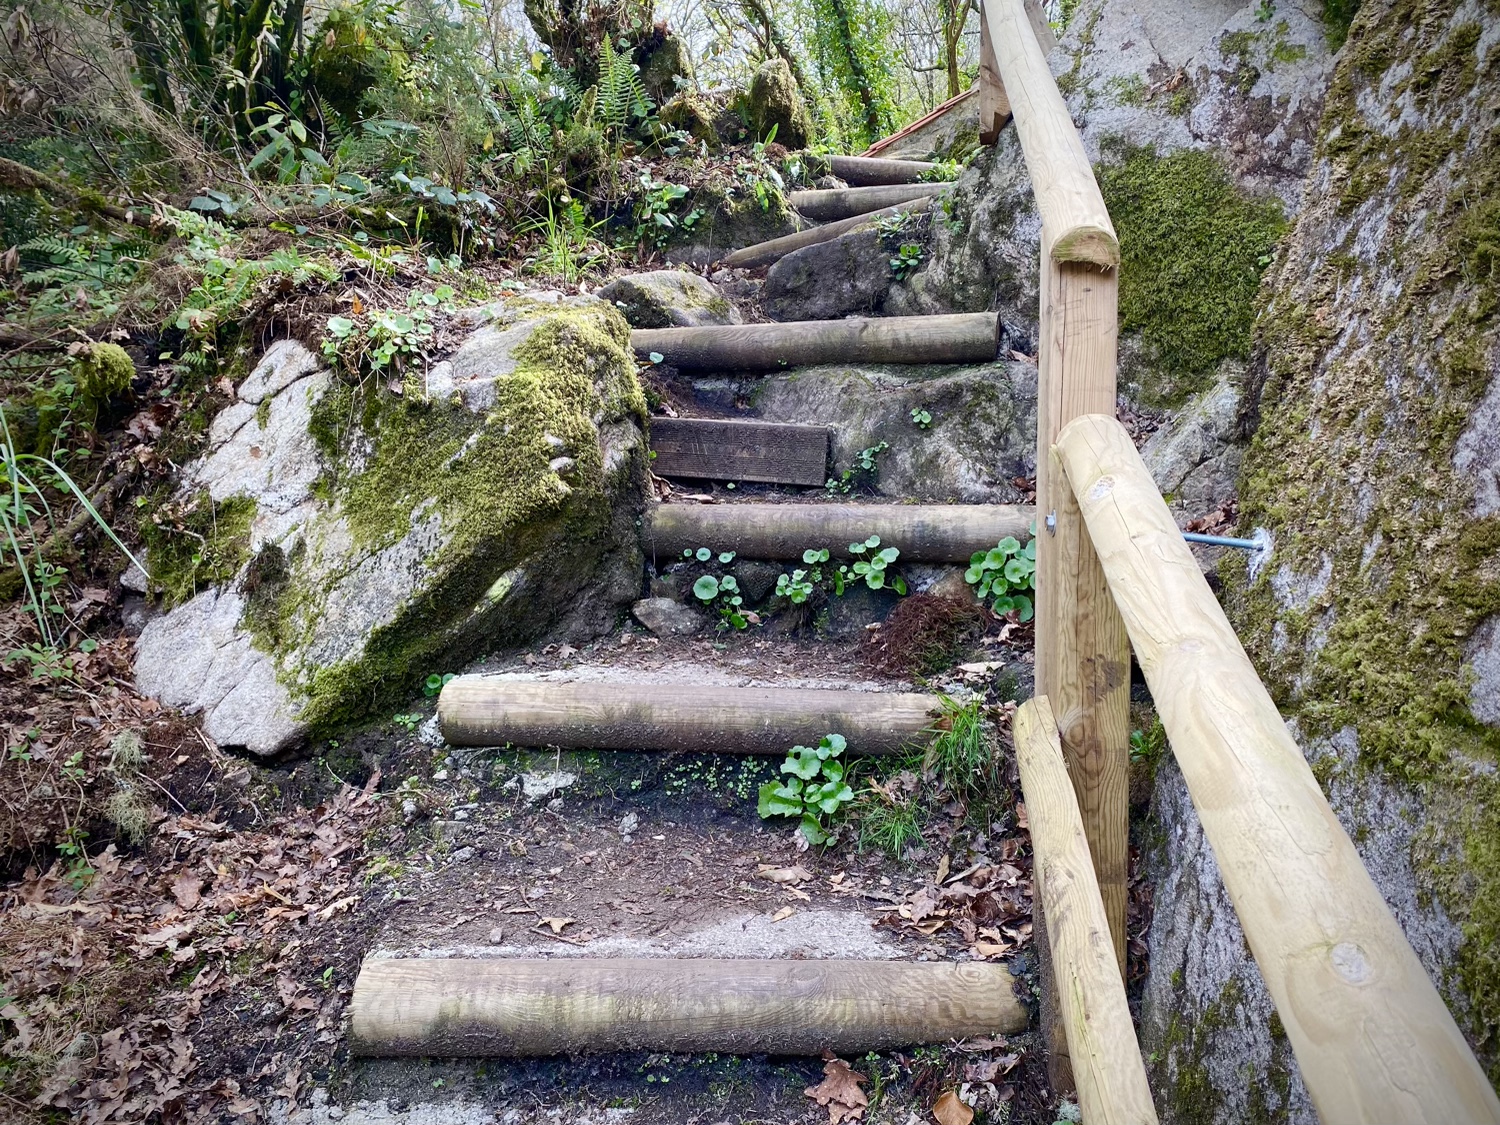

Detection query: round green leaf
(692, 575), (720, 600)
(696, 547), (712, 562)
(997, 536), (1021, 553)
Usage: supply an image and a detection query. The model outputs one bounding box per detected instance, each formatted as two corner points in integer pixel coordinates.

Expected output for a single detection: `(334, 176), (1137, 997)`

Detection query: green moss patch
(139, 491), (257, 607)
(1097, 143), (1287, 407)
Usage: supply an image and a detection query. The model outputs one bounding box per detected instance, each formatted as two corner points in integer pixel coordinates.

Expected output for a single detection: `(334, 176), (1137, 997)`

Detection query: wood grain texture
(648, 418), (829, 485)
(1014, 697), (1158, 1125)
(980, 0), (1118, 266)
(1034, 260), (1130, 975)
(1054, 413), (1500, 1125)
(642, 502), (1035, 564)
(632, 313), (998, 370)
(828, 154), (939, 186)
(439, 679), (939, 755)
(788, 183), (941, 221)
(862, 87), (976, 157)
(721, 197), (942, 269)
(978, 6), (1013, 146)
(350, 958), (1029, 1057)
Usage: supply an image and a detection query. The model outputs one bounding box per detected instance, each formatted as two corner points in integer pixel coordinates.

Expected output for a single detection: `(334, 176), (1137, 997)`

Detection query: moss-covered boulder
(596, 270), (741, 329)
(133, 296), (648, 754)
(743, 57), (813, 148)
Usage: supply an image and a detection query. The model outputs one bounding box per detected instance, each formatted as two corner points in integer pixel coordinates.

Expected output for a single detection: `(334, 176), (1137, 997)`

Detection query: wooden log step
(439, 679), (939, 753)
(788, 183), (941, 222)
(633, 312), (997, 370)
(649, 417), (828, 486)
(721, 197), (940, 270)
(828, 154), (940, 186)
(350, 958), (1028, 1057)
(643, 502), (1035, 563)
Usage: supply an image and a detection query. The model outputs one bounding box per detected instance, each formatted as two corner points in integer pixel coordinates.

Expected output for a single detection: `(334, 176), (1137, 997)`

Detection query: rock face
(596, 270), (742, 329)
(135, 298), (648, 754)
(763, 227), (898, 322)
(1139, 0), (1500, 1114)
(751, 359), (1037, 504)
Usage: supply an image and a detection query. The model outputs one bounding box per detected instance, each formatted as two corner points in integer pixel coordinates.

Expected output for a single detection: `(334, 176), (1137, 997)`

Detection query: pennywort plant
(685, 547), (750, 630)
(965, 535), (1036, 622)
(841, 535), (906, 594)
(757, 734), (855, 845)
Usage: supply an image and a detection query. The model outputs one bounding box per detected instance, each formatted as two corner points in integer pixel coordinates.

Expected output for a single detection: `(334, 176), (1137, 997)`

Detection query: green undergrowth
(1097, 141), (1287, 407)
(1230, 0), (1500, 1077)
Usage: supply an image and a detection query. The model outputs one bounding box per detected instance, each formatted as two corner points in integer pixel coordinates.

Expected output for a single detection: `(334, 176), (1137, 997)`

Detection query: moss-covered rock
(742, 57), (813, 149)
(134, 297), (648, 754)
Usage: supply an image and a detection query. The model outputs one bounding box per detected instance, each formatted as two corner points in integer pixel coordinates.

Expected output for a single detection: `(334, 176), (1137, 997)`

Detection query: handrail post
(981, 0), (1131, 993)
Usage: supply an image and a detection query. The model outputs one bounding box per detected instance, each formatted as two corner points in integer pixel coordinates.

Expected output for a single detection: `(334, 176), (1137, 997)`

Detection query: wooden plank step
(643, 502), (1035, 563)
(350, 958), (1028, 1057)
(633, 312), (997, 370)
(788, 183), (941, 222)
(721, 196), (941, 270)
(828, 154), (940, 185)
(439, 679), (939, 754)
(649, 417), (828, 486)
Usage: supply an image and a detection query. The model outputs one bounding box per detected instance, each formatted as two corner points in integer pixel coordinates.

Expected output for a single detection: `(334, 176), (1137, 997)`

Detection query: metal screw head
(1045, 511), (1057, 535)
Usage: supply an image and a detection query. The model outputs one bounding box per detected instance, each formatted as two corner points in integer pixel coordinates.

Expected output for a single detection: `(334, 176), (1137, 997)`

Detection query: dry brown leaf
(934, 855), (950, 884)
(1015, 801), (1029, 829)
(770, 906), (796, 922)
(170, 872), (203, 910)
(757, 864), (813, 884)
(540, 916), (575, 934)
(805, 1057), (869, 1123)
(933, 1089), (974, 1125)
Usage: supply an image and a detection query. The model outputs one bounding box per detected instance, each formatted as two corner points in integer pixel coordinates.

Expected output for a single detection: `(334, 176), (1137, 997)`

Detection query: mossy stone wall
(1228, 0), (1500, 1086)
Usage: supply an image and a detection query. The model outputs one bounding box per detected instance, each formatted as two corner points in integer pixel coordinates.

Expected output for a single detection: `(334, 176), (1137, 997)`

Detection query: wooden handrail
(1054, 413), (1500, 1124)
(1014, 696), (1159, 1125)
(980, 0), (1118, 266)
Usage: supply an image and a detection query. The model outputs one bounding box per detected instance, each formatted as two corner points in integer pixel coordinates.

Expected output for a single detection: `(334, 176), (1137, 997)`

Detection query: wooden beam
(1054, 413), (1500, 1125)
(980, 0), (1118, 266)
(439, 679), (940, 754)
(788, 184), (941, 222)
(350, 958), (1029, 1057)
(828, 155), (939, 186)
(721, 198), (941, 270)
(642, 502), (1035, 564)
(1014, 697), (1159, 1125)
(862, 88), (977, 158)
(978, 7), (1013, 146)
(649, 418), (829, 486)
(633, 313), (998, 370)
(1035, 260), (1130, 979)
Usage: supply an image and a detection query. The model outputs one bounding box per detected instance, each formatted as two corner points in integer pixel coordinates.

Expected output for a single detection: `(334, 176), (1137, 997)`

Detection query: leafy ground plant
(924, 695), (996, 799)
(827, 441), (888, 494)
(841, 535), (906, 594)
(776, 547), (832, 603)
(758, 734), (855, 845)
(966, 535), (1036, 621)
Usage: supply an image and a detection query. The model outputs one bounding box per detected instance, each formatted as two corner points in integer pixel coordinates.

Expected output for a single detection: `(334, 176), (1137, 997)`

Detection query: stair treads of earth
(438, 677), (939, 754)
(648, 417), (829, 486)
(349, 957), (1027, 1057)
(788, 183), (942, 222)
(643, 501), (1035, 563)
(632, 312), (998, 370)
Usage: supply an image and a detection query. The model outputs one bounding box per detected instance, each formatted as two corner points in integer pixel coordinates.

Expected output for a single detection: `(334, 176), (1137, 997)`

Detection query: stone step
(349, 956), (1027, 1057)
(438, 676), (939, 754)
(643, 501), (1033, 563)
(721, 196), (941, 269)
(828, 153), (940, 185)
(633, 312), (997, 370)
(649, 417), (829, 485)
(789, 183), (941, 222)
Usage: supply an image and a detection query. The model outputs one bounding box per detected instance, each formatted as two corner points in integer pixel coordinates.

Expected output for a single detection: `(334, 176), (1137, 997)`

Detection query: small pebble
(618, 812), (639, 836)
(452, 846), (476, 862)
(488, 927), (506, 945)
(547, 796), (564, 812)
